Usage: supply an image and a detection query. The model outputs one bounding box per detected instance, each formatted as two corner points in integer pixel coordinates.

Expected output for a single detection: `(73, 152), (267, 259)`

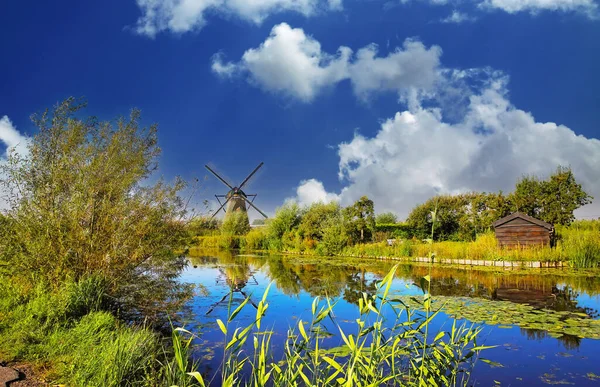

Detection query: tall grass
(561, 229), (600, 268)
(172, 264), (489, 387)
(0, 275), (183, 386)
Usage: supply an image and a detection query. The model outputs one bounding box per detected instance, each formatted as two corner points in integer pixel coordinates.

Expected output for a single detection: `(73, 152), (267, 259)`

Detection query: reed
(172, 264), (489, 387)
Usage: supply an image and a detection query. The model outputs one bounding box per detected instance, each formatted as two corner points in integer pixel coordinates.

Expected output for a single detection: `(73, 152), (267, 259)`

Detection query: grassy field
(190, 221), (600, 268)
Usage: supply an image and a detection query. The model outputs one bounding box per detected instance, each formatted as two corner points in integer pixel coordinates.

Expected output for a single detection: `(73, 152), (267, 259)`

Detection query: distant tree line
(407, 166), (592, 241)
(190, 166), (592, 252)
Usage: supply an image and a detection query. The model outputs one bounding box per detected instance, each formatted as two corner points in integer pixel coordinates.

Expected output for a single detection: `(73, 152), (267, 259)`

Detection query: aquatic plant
(393, 295), (600, 340)
(173, 264), (490, 387)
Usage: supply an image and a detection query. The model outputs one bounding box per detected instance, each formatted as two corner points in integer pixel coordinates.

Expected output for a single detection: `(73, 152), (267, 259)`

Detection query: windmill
(205, 162), (268, 221)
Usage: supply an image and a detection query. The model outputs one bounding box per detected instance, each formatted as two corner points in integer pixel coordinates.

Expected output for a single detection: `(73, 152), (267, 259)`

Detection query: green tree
(265, 202), (301, 249)
(539, 166), (592, 225)
(509, 166), (592, 225)
(375, 212), (398, 225)
(509, 175), (544, 217)
(343, 196), (376, 243)
(221, 210), (251, 235)
(319, 217), (349, 255)
(298, 202), (341, 241)
(0, 98), (189, 321)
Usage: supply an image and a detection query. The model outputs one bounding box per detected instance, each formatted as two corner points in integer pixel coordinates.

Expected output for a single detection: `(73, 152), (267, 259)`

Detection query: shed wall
(495, 219), (551, 247)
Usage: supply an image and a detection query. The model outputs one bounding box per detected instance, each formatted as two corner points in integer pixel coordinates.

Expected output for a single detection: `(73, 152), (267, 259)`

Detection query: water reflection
(187, 250), (600, 350)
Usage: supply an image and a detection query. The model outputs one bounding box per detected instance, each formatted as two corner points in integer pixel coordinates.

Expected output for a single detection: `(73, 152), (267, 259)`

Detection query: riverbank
(190, 227), (600, 268)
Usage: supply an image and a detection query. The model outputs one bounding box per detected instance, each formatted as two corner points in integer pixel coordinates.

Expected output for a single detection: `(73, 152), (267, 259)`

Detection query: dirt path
(0, 363), (46, 387)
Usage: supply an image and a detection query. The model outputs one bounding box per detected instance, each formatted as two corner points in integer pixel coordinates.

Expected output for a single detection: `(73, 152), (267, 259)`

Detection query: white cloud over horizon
(133, 0), (342, 37)
(212, 23), (442, 102)
(210, 24), (600, 219)
(284, 67), (600, 219)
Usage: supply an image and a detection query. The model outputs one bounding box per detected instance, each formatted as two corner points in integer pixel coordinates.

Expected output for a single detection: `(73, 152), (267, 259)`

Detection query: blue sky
(1, 0), (599, 219)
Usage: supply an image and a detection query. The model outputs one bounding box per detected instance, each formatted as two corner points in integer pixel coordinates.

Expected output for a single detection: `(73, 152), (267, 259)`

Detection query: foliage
(0, 98), (190, 323)
(176, 265), (488, 387)
(221, 210), (251, 235)
(244, 227), (269, 250)
(561, 229), (600, 269)
(509, 166), (593, 225)
(375, 211), (398, 224)
(343, 196), (376, 243)
(407, 193), (510, 241)
(187, 216), (221, 237)
(375, 222), (414, 239)
(266, 203), (301, 242)
(0, 98), (195, 386)
(298, 201), (342, 241)
(0, 277), (167, 386)
(318, 216), (349, 256)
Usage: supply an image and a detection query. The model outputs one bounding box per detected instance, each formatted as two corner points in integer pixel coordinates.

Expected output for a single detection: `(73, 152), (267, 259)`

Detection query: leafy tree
(375, 212), (398, 225)
(509, 166), (592, 225)
(298, 202), (341, 241)
(266, 202), (301, 241)
(407, 193), (509, 241)
(221, 210), (251, 235)
(252, 218), (266, 226)
(319, 217), (349, 255)
(508, 175), (544, 217)
(343, 196), (376, 243)
(540, 166), (592, 225)
(0, 98), (189, 322)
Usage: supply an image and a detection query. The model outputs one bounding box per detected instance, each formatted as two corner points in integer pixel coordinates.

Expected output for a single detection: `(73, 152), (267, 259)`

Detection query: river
(178, 250), (600, 386)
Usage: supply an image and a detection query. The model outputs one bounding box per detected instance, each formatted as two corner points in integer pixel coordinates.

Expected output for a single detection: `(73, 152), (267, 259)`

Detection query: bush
(221, 211), (251, 235)
(244, 228), (268, 250)
(0, 98), (189, 323)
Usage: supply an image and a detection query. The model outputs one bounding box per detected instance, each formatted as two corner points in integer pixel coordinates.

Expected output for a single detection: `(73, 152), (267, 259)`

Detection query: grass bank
(0, 275), (193, 386)
(190, 224), (600, 268)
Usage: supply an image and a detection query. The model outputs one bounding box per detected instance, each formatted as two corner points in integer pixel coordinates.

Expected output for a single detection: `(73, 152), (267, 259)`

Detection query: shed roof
(492, 212), (554, 230)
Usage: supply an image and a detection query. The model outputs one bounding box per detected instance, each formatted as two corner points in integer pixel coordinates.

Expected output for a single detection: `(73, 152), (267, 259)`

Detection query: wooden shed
(492, 212), (554, 248)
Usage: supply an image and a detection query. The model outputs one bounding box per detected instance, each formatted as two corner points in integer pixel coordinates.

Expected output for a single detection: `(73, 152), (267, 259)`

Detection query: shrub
(244, 228), (268, 250)
(221, 211), (251, 235)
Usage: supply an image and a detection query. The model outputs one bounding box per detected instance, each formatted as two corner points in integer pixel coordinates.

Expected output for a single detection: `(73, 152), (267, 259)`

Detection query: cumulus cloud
(212, 23), (442, 102)
(0, 116), (28, 158)
(292, 78), (600, 218)
(292, 178), (340, 206)
(133, 0), (341, 37)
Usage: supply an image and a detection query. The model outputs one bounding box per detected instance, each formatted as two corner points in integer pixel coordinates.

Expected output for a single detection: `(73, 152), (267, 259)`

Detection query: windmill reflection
(206, 265), (259, 315)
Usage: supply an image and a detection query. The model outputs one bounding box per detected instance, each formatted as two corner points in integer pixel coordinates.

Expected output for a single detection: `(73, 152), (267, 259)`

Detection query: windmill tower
(205, 162), (268, 223)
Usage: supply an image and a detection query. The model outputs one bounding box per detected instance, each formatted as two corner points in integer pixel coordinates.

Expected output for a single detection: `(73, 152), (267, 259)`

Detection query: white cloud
(212, 23), (443, 102)
(133, 0), (341, 37)
(480, 0), (598, 15)
(440, 10), (477, 23)
(348, 40), (442, 100)
(292, 178), (340, 206)
(0, 116), (28, 158)
(234, 23), (351, 101)
(293, 78), (600, 219)
(0, 116), (29, 210)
